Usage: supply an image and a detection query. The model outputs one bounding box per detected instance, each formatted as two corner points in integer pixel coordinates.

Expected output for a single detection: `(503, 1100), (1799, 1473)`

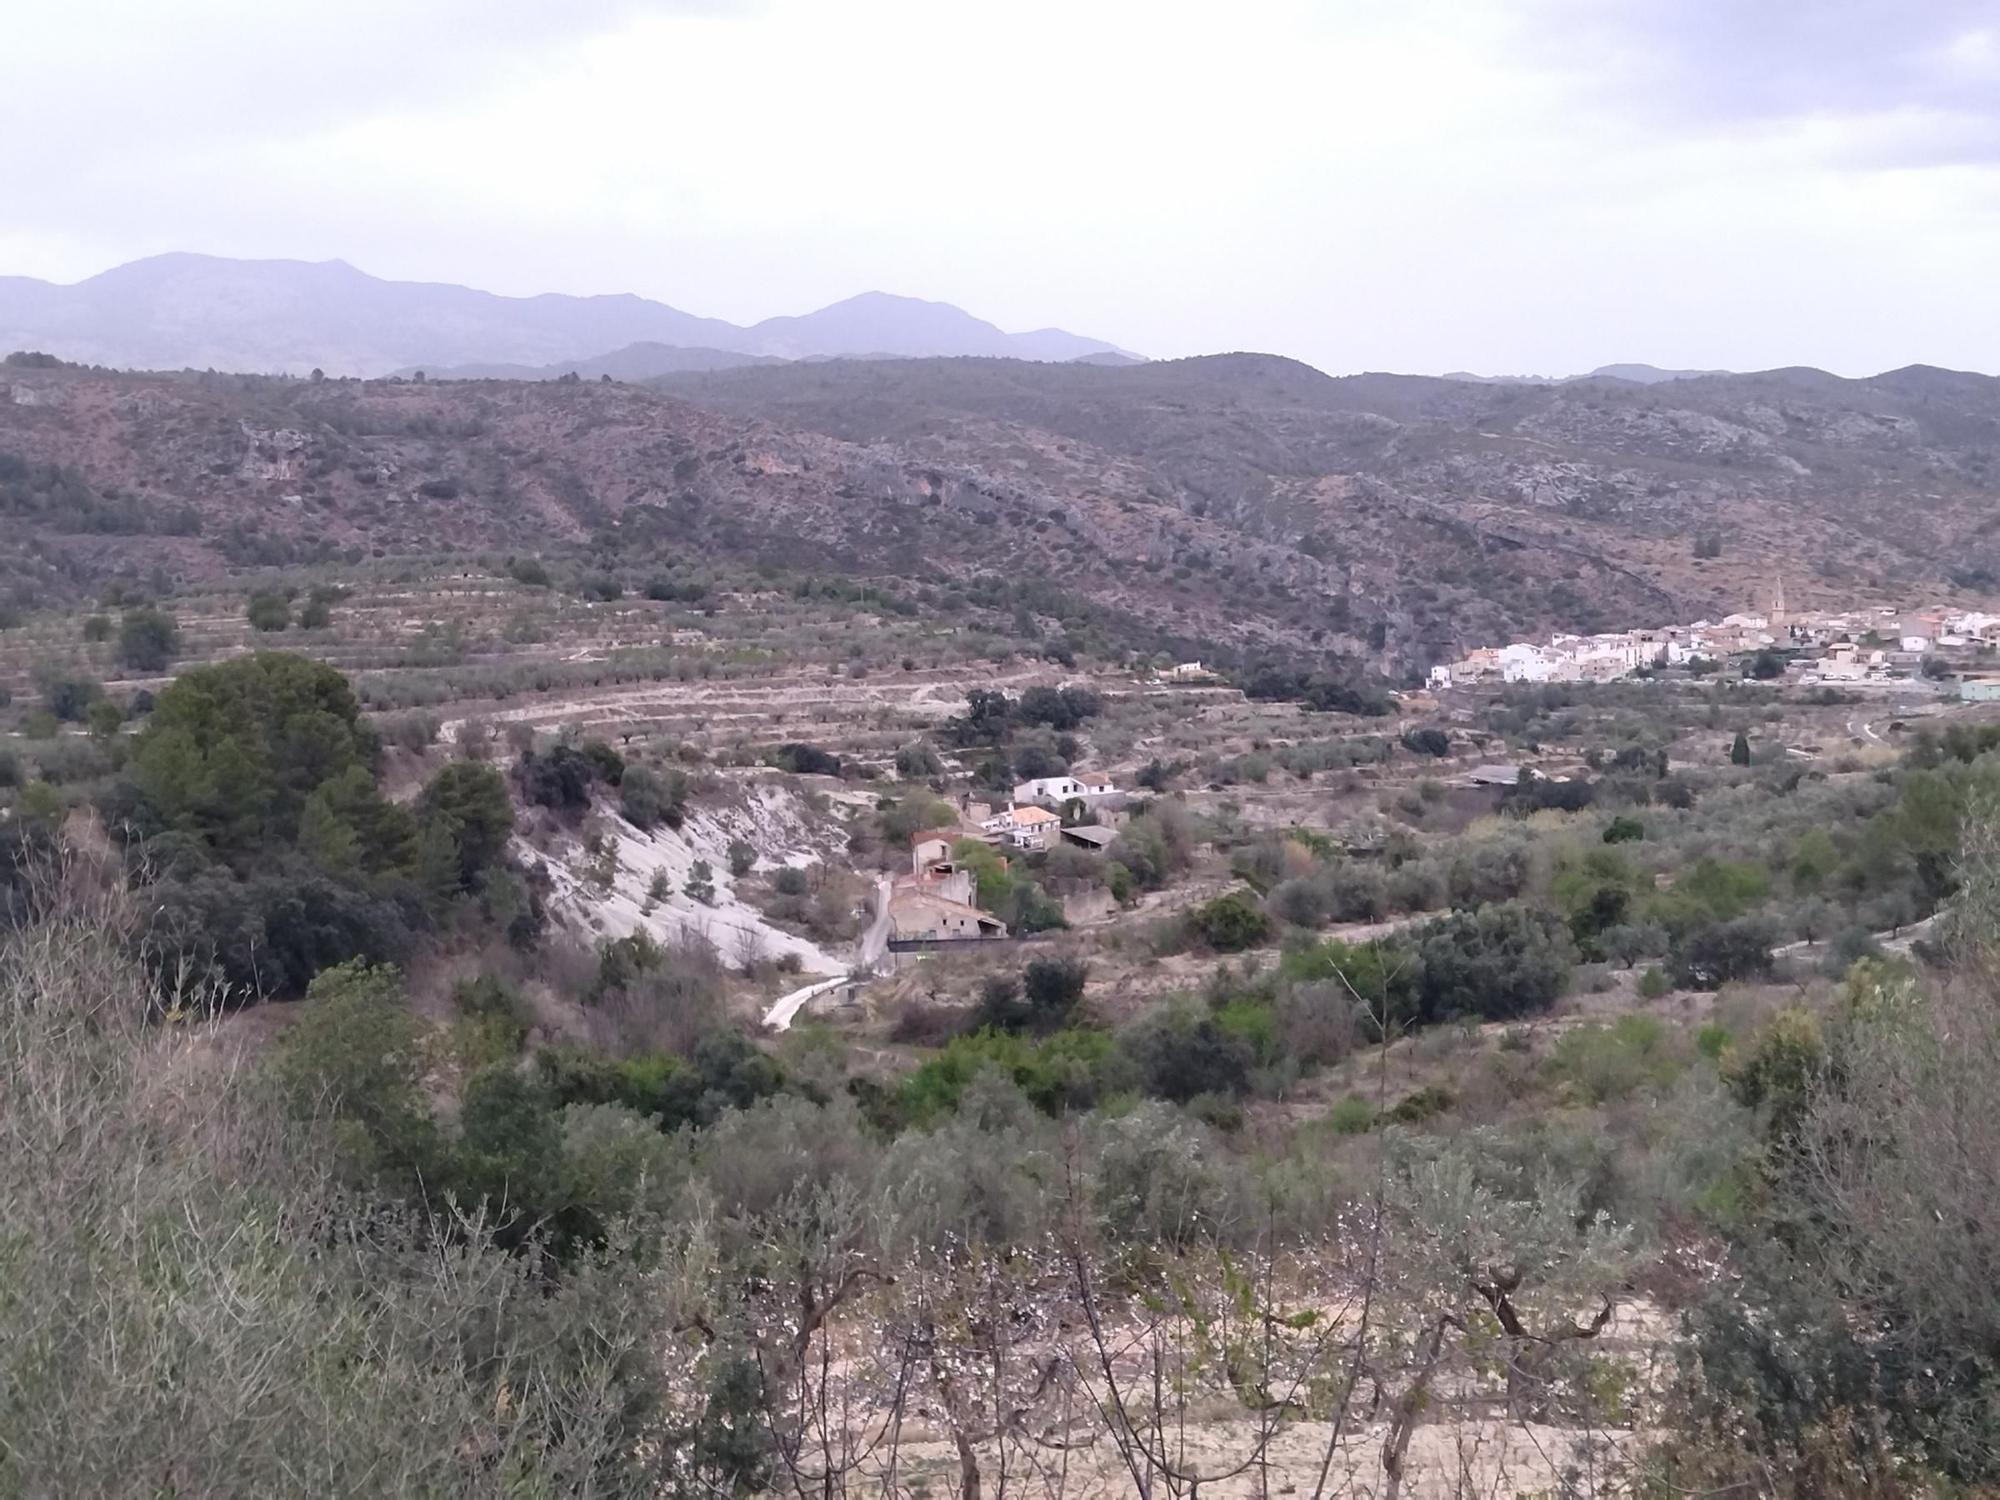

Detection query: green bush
(274, 961), (436, 1177)
(246, 592), (291, 632)
(117, 608), (179, 672)
(1120, 1005), (1255, 1102)
(517, 745), (599, 815)
(897, 1027), (1119, 1123)
(33, 665), (102, 722)
(1400, 727), (1450, 757)
(1550, 1015), (1678, 1103)
(1674, 917), (1776, 990)
(1382, 1084), (1453, 1125)
(1188, 889), (1272, 953)
(618, 763), (686, 830)
(1404, 902), (1574, 1027)
(450, 974), (534, 1067)
(1326, 1094), (1375, 1134)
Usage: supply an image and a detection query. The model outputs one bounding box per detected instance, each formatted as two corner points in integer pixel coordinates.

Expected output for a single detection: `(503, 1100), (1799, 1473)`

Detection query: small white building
(1012, 775), (1116, 808)
(1000, 806), (1062, 851)
(1499, 643), (1557, 683)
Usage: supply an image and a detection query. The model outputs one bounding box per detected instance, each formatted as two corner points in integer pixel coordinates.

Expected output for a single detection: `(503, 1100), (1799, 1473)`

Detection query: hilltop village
(1429, 588), (2000, 694)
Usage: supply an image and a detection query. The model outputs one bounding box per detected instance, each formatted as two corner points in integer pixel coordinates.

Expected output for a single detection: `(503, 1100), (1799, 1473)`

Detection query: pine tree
(1730, 729), (1751, 766)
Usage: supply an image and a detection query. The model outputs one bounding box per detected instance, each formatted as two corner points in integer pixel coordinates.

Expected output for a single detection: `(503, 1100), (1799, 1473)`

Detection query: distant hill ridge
(1, 350), (1998, 667)
(0, 253), (1140, 377)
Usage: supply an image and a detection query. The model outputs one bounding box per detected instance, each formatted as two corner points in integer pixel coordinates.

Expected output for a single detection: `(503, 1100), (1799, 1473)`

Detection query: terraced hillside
(4, 354), (1999, 673)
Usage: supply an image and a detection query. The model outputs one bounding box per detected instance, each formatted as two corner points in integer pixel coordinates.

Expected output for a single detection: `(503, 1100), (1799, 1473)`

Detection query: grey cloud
(1529, 0), (2000, 163)
(1, 1), (752, 163)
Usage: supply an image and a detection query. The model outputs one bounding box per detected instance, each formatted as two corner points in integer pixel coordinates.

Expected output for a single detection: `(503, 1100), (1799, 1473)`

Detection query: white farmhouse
(1012, 775), (1115, 808)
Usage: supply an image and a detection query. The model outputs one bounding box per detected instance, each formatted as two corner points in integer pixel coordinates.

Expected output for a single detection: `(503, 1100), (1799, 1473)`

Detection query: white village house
(983, 804), (1062, 851)
(1011, 775), (1117, 809)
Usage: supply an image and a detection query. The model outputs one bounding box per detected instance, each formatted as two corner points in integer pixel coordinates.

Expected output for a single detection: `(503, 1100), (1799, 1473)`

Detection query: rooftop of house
(1060, 825), (1117, 848)
(890, 889), (1005, 924)
(1010, 806), (1061, 825)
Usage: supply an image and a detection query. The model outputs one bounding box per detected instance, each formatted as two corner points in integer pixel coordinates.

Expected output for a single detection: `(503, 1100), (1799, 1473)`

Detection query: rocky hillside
(2, 354), (1997, 670)
(657, 354), (2000, 628)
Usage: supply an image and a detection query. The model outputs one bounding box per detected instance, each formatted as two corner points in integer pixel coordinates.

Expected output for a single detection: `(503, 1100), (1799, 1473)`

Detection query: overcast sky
(4, 0), (1997, 376)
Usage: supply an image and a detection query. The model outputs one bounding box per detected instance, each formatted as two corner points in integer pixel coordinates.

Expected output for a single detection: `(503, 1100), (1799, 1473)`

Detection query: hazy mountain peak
(0, 254), (1133, 376)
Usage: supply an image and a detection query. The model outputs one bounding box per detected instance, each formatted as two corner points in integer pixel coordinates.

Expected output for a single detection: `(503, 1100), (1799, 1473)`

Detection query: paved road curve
(763, 876), (893, 1032)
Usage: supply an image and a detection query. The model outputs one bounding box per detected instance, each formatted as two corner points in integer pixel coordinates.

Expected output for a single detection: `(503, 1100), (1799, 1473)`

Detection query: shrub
(273, 961), (435, 1175)
(517, 745), (598, 814)
(1603, 815), (1646, 844)
(1400, 727), (1450, 757)
(116, 608), (179, 673)
(1674, 917), (1775, 990)
(84, 698), (123, 739)
(245, 592), (291, 632)
(451, 973), (534, 1060)
(1188, 889), (1272, 952)
(1326, 1094), (1375, 1134)
(1819, 925), (1884, 978)
(1405, 903), (1574, 1026)
(1382, 1084), (1453, 1125)
(1637, 965), (1673, 998)
(503, 557), (549, 586)
(1121, 1006), (1255, 1102)
(766, 743), (842, 776)
(33, 666), (102, 722)
(1721, 1007), (1823, 1139)
(1550, 1015), (1676, 1103)
(1599, 921), (1668, 968)
(977, 955), (1089, 1035)
(81, 614), (112, 643)
(618, 764), (686, 830)
(897, 1027), (1120, 1123)
(727, 839), (756, 878)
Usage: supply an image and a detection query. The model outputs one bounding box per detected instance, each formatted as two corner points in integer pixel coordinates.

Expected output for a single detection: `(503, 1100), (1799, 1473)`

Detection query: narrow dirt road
(763, 877), (893, 1032)
(762, 974), (852, 1032)
(856, 876), (893, 970)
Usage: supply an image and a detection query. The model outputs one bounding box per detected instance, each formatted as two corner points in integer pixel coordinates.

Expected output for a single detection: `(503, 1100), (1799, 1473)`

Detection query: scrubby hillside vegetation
(2, 607), (2000, 1490)
(4, 341), (2000, 1492)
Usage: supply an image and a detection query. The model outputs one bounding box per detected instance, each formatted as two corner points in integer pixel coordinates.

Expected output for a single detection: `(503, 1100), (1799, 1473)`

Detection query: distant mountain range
(1443, 363), (1734, 386)
(0, 253), (1139, 377)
